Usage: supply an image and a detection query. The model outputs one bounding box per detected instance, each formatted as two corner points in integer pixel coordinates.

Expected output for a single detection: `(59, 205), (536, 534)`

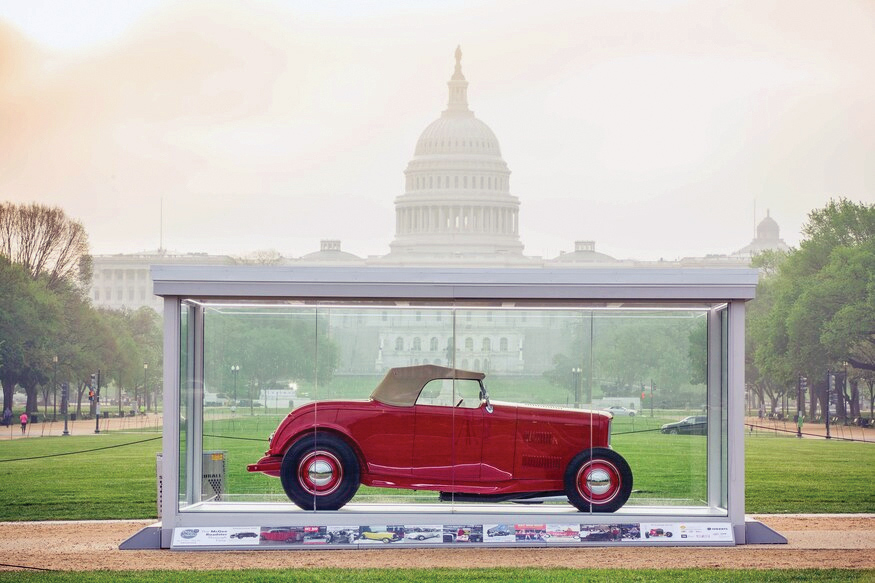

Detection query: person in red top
(19, 412), (28, 434)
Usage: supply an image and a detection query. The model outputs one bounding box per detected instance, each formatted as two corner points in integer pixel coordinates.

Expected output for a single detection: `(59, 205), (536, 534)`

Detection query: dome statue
(734, 209), (789, 257)
(383, 47), (526, 265)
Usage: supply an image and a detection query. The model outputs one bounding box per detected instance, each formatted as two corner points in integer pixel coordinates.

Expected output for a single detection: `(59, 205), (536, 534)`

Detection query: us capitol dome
(380, 46), (528, 264)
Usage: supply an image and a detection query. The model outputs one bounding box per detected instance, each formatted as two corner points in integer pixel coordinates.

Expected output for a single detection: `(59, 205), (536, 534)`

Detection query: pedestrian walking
(19, 412), (28, 434)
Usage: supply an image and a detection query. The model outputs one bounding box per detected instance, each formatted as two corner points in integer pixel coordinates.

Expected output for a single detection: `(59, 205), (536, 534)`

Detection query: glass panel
(318, 304), (455, 508)
(198, 302), (318, 508)
(720, 307), (729, 510)
(177, 301), (191, 510)
(598, 310), (709, 509)
(176, 298), (719, 516)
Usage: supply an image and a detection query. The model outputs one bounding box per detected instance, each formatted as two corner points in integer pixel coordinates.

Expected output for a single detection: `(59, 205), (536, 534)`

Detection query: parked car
(542, 527), (579, 540)
(359, 530), (400, 543)
(326, 529), (357, 544)
(604, 406), (636, 417)
(660, 416), (707, 435)
(405, 528), (441, 541)
(487, 524), (513, 537)
(580, 529), (615, 542)
(248, 365), (633, 513)
(259, 528), (304, 543)
(645, 528), (672, 538)
(229, 531), (257, 539)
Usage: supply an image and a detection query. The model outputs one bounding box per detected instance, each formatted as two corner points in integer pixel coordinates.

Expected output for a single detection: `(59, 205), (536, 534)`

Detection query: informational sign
(171, 521), (734, 549)
(172, 527), (261, 547)
(640, 522), (734, 543)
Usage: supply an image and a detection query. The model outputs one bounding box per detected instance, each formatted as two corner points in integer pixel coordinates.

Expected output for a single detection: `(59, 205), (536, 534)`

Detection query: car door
(412, 378), (483, 482)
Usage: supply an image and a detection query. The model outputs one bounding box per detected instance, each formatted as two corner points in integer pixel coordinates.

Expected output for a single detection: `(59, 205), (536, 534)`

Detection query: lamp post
(842, 360), (850, 424)
(231, 365), (239, 413)
(141, 363), (147, 415)
(571, 368), (581, 408)
(94, 369), (102, 434)
(52, 356), (58, 421)
(61, 382), (69, 436)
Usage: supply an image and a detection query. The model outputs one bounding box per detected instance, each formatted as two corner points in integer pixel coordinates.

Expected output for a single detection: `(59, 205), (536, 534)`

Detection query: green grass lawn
(0, 415), (873, 521)
(0, 570), (873, 583)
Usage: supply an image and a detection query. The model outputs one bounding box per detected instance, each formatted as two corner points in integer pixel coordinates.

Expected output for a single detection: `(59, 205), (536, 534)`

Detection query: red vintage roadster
(248, 365), (633, 513)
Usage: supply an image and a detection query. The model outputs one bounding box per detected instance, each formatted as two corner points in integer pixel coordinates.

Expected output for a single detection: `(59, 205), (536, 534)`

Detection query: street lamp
(571, 368), (581, 408)
(231, 365), (240, 413)
(52, 356), (58, 421)
(141, 363), (147, 415)
(842, 360), (850, 424)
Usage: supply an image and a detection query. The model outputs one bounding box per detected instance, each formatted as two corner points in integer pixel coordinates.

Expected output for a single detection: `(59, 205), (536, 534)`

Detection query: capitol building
(89, 47), (788, 316)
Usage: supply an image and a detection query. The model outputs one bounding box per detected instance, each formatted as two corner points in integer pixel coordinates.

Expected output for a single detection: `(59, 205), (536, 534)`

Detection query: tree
(544, 311), (705, 407)
(749, 198), (875, 420)
(0, 202), (90, 288)
(204, 309), (338, 405)
(0, 257), (60, 412)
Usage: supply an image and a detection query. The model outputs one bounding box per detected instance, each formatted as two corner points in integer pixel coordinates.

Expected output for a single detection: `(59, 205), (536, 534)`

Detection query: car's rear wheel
(564, 447), (633, 513)
(280, 433), (360, 511)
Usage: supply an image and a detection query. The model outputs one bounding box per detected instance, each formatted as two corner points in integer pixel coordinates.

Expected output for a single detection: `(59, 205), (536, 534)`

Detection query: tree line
(749, 198), (875, 422)
(0, 202), (162, 419)
(3, 199), (873, 423)
(541, 199), (874, 423)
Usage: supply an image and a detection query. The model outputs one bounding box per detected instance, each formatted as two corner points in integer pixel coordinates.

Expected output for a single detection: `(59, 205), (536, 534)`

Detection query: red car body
(248, 365), (632, 512)
(260, 528), (304, 543)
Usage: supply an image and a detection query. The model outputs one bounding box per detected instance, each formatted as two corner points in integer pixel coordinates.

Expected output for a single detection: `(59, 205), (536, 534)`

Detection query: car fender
(274, 423), (366, 476)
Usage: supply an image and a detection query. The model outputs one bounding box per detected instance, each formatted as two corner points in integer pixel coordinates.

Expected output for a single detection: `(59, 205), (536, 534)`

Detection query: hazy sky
(1, 0), (873, 261)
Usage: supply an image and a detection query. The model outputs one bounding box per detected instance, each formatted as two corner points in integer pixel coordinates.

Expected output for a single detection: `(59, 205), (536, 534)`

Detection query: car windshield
(417, 377), (483, 409)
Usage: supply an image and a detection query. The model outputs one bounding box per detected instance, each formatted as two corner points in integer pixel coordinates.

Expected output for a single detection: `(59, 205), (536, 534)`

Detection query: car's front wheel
(564, 448), (633, 513)
(280, 433), (360, 511)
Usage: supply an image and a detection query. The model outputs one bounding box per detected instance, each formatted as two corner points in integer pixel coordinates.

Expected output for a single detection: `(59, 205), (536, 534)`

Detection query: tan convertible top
(370, 364), (485, 407)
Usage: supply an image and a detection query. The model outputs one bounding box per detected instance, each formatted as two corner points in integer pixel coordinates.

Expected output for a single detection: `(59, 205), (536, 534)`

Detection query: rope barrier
(745, 422), (871, 443)
(203, 433), (266, 442)
(0, 435), (162, 463)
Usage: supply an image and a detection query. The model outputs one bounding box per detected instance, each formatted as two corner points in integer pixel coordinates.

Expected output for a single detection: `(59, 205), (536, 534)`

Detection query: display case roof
(151, 266), (757, 302)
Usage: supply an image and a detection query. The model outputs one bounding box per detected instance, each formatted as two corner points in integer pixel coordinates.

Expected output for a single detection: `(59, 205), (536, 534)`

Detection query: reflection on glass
(178, 301), (719, 514)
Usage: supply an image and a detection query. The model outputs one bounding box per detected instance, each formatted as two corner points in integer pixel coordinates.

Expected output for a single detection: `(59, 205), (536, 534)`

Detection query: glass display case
(132, 266), (766, 549)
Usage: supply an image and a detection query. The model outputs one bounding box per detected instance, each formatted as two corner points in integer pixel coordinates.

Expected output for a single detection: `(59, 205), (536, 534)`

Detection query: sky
(1, 0), (873, 261)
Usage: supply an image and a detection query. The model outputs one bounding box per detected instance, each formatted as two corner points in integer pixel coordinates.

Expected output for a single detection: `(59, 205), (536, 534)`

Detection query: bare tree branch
(0, 202), (89, 288)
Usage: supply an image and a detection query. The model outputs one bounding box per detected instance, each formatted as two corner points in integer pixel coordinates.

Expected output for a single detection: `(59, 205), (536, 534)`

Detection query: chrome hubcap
(586, 468), (612, 495)
(307, 460), (334, 487)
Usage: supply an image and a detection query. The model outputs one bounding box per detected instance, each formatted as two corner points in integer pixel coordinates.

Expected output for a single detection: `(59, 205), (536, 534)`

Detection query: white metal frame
(148, 266), (759, 549)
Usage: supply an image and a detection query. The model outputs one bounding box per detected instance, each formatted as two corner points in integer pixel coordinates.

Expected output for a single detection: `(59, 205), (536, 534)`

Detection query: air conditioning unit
(156, 450), (226, 515)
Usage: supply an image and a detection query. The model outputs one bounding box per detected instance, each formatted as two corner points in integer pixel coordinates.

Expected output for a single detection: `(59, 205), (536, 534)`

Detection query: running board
(439, 491), (565, 504)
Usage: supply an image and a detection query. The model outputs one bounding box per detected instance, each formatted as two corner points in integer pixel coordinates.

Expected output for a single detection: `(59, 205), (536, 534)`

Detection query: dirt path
(745, 417), (874, 442)
(1, 515), (873, 572)
(2, 414), (163, 439)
